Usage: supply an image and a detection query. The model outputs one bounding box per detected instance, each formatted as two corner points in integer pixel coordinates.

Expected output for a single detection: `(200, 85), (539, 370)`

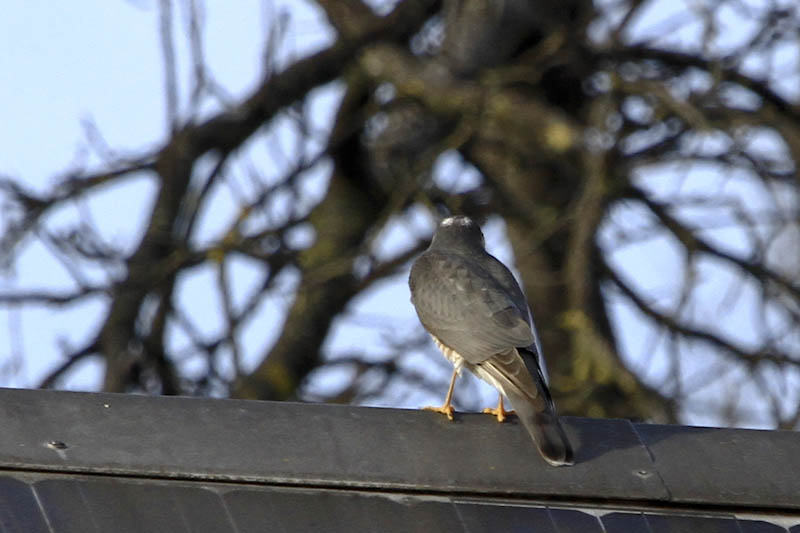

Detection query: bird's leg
(423, 367), (458, 420)
(483, 393), (515, 422)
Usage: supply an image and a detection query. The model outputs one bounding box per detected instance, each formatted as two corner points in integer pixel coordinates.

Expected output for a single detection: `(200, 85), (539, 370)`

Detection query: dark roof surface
(0, 387), (799, 532)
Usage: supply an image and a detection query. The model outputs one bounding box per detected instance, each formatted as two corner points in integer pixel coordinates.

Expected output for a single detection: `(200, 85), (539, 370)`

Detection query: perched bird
(409, 215), (574, 466)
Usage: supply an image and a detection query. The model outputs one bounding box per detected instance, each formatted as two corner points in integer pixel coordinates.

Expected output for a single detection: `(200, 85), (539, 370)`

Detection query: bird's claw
(483, 394), (515, 423)
(423, 404), (455, 420)
(483, 405), (515, 423)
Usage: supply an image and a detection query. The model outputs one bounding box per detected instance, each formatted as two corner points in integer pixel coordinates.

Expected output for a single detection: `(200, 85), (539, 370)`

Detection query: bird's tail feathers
(504, 387), (574, 466)
(481, 355), (574, 467)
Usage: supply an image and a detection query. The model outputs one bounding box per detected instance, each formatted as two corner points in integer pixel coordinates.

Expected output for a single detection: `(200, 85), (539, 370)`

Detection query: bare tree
(2, 0), (799, 428)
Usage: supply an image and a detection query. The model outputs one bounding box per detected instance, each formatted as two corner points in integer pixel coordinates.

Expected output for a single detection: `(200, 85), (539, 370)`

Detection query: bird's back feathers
(409, 250), (534, 364)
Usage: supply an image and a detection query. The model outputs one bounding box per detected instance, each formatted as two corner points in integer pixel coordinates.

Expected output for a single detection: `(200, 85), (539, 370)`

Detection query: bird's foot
(482, 405), (515, 423)
(423, 404), (455, 421)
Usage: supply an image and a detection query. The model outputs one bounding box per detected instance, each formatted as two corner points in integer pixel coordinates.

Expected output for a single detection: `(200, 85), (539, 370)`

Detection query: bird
(408, 215), (574, 466)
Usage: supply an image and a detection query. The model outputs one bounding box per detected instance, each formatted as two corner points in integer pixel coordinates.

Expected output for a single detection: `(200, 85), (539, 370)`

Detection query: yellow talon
(483, 395), (514, 422)
(424, 404), (455, 420)
(423, 367), (459, 421)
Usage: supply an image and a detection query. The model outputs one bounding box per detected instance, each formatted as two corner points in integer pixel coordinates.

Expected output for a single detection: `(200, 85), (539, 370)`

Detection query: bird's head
(430, 215), (485, 251)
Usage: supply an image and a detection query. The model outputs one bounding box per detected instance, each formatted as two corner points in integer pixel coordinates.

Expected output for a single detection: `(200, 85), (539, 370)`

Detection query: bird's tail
(480, 348), (574, 466)
(504, 387), (574, 467)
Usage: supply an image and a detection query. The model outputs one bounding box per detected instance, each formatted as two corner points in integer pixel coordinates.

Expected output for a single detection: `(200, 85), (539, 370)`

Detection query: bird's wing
(483, 253), (550, 383)
(409, 250), (534, 364)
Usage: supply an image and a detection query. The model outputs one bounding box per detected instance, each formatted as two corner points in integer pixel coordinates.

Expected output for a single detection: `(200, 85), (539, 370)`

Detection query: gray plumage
(409, 215), (573, 466)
